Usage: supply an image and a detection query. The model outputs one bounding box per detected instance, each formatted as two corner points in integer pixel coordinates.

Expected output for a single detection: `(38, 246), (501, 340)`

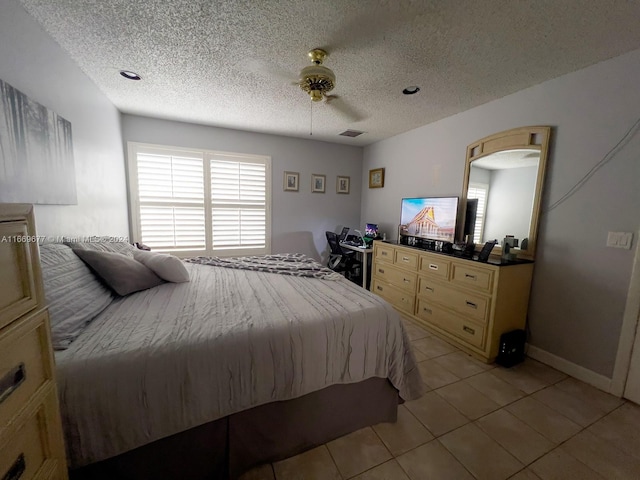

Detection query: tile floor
(239, 318), (640, 480)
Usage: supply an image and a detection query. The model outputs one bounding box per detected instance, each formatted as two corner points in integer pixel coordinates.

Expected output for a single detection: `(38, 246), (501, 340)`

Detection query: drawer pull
(376, 285), (383, 291)
(422, 307), (432, 315)
(428, 263), (438, 270)
(402, 256), (409, 261)
(382, 251), (388, 256)
(403, 278), (410, 283)
(463, 325), (476, 335)
(2, 453), (25, 480)
(465, 301), (478, 309)
(0, 363), (26, 405)
(378, 268), (385, 274)
(424, 286), (434, 292)
(465, 273), (477, 280)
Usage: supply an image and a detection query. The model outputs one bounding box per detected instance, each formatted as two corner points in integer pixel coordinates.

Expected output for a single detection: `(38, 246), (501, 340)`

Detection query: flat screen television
(400, 196), (459, 243)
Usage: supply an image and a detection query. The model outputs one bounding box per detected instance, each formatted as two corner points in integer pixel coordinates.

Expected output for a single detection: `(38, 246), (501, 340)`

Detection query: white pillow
(133, 249), (190, 283)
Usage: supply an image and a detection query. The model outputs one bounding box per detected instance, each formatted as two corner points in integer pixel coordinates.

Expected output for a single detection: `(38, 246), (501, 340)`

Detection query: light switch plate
(607, 231), (633, 249)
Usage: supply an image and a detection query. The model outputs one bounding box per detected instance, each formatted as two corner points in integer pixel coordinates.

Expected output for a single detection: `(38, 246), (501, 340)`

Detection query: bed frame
(70, 378), (399, 479)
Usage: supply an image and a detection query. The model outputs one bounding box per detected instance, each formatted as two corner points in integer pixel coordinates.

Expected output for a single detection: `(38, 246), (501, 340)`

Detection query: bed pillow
(132, 249), (190, 283)
(40, 243), (114, 350)
(64, 237), (136, 257)
(72, 249), (165, 296)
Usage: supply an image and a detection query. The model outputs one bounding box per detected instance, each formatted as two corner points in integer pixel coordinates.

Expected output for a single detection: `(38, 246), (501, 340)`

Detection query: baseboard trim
(526, 344), (614, 394)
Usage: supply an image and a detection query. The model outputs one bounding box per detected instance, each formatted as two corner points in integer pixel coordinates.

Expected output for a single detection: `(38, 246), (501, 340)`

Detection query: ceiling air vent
(339, 130), (365, 138)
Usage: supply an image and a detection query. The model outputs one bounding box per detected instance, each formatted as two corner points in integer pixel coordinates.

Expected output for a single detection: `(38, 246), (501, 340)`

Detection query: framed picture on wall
(369, 168), (385, 188)
(311, 174), (326, 193)
(284, 171), (299, 191)
(337, 176), (350, 194)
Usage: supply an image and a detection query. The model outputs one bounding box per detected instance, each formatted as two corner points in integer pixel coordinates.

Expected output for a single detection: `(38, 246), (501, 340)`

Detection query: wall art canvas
(0, 78), (77, 204)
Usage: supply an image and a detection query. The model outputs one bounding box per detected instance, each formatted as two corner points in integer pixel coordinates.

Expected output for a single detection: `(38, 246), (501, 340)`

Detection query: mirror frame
(460, 126), (551, 260)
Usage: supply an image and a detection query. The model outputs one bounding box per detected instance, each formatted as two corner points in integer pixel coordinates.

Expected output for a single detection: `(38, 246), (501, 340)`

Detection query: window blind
(129, 144), (271, 256)
(467, 182), (489, 243)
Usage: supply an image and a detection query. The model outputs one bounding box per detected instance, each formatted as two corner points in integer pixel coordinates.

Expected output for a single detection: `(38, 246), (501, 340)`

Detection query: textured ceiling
(19, 0), (640, 146)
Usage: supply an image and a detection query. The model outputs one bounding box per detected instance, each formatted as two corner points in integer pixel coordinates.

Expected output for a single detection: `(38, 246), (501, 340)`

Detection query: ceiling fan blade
(325, 95), (364, 123)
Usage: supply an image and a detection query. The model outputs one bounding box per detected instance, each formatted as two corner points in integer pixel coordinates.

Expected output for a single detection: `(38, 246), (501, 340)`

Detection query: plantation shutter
(210, 154), (267, 250)
(467, 182), (488, 243)
(135, 149), (206, 251)
(129, 143), (271, 256)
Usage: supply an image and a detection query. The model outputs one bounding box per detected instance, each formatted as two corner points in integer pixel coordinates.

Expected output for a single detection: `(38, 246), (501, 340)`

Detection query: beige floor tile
(505, 397), (581, 444)
(435, 381), (501, 419)
(273, 445), (342, 480)
(404, 391), (469, 436)
(553, 377), (624, 413)
(349, 459), (410, 480)
(326, 427), (392, 479)
(560, 429), (640, 480)
(509, 469), (542, 480)
(403, 322), (430, 341)
(439, 423), (523, 480)
(532, 385), (610, 427)
(416, 359), (460, 389)
(492, 365), (549, 394)
(412, 336), (458, 359)
(411, 347), (429, 363)
(239, 463), (275, 480)
(372, 405), (433, 456)
(529, 449), (605, 480)
(465, 371), (526, 406)
(588, 402), (640, 460)
(433, 351), (494, 378)
(396, 441), (474, 480)
(520, 358), (567, 385)
(476, 409), (554, 465)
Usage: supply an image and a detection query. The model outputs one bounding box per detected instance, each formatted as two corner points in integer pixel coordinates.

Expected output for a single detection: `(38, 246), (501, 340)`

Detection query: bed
(39, 241), (424, 479)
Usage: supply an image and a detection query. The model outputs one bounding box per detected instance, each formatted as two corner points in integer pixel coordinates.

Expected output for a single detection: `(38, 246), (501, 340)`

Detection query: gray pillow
(40, 243), (114, 350)
(72, 249), (165, 296)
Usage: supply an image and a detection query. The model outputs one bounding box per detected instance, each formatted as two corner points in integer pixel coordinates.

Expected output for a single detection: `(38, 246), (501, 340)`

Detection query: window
(467, 182), (489, 243)
(128, 143), (271, 257)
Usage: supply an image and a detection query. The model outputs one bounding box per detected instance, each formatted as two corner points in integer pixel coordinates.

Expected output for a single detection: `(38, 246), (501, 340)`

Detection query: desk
(339, 242), (374, 290)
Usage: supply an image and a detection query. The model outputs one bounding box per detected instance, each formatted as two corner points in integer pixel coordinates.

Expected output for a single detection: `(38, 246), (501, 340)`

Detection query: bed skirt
(69, 377), (399, 480)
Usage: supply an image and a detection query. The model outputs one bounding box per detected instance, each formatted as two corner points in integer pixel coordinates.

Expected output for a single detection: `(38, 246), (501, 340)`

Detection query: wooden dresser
(0, 205), (68, 479)
(371, 241), (534, 363)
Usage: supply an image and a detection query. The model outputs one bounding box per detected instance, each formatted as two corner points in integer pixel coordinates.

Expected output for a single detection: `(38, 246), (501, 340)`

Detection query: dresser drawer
(0, 221), (41, 330)
(374, 243), (395, 263)
(373, 264), (417, 294)
(371, 280), (415, 314)
(417, 278), (489, 324)
(450, 263), (494, 292)
(418, 254), (450, 280)
(0, 392), (61, 480)
(415, 299), (486, 349)
(394, 249), (419, 271)
(0, 310), (52, 433)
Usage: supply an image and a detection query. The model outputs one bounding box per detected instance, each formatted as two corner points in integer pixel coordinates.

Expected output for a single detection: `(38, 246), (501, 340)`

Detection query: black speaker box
(496, 329), (526, 368)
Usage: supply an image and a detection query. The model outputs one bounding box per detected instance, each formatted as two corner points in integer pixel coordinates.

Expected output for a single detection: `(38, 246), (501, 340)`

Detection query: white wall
(121, 115), (363, 261)
(0, 1), (129, 237)
(362, 49), (640, 378)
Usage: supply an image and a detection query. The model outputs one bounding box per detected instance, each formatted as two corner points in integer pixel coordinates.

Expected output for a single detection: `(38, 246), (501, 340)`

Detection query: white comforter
(56, 263), (424, 468)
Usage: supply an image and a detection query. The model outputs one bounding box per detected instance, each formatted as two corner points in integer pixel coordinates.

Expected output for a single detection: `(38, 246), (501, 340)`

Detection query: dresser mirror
(460, 126), (551, 260)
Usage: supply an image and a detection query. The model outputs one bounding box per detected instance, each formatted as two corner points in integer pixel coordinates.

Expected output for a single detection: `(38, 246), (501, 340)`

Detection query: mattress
(55, 262), (424, 468)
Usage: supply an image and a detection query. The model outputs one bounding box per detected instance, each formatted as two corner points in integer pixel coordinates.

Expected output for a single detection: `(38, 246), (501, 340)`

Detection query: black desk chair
(325, 231), (362, 283)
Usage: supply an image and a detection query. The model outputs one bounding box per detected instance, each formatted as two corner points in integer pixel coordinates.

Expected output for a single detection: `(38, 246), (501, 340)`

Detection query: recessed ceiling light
(119, 70), (141, 80)
(402, 86), (420, 95)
